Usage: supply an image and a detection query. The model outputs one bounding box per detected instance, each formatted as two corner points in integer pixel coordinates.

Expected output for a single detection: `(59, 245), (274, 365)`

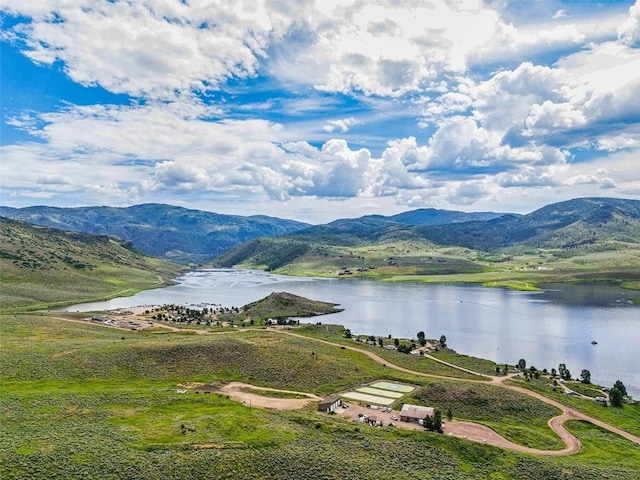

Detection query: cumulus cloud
(1, 0), (639, 216)
(618, 0), (640, 46)
(270, 0), (504, 96)
(323, 117), (360, 133)
(1, 0), (283, 98)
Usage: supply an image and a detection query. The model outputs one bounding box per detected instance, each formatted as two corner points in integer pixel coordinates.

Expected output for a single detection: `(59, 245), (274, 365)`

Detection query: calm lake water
(64, 269), (640, 397)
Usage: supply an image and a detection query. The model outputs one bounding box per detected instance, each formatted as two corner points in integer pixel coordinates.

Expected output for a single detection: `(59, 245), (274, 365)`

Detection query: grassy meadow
(2, 314), (640, 479)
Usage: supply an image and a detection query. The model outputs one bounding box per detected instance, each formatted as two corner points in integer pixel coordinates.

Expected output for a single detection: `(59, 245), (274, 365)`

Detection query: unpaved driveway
(336, 404), (578, 455)
(217, 382), (322, 410)
(272, 328), (640, 453)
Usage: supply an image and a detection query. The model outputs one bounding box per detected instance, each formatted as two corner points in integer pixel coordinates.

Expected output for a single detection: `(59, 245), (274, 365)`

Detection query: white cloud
(323, 117), (360, 133)
(553, 9), (567, 20)
(618, 0), (640, 46)
(2, 0), (639, 218)
(2, 0), (282, 98)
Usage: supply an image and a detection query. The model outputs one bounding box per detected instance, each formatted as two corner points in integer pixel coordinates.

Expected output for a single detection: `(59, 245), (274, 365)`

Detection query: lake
(63, 268), (640, 397)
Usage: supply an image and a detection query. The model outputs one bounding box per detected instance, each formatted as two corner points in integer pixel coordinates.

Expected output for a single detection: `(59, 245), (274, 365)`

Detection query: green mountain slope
(415, 197), (640, 250)
(0, 217), (184, 312)
(390, 208), (507, 225)
(214, 198), (640, 285)
(0, 204), (309, 265)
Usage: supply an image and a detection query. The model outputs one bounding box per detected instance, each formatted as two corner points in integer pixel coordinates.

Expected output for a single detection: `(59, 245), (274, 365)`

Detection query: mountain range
(2, 198), (639, 267)
(214, 197), (640, 275)
(0, 204), (309, 264)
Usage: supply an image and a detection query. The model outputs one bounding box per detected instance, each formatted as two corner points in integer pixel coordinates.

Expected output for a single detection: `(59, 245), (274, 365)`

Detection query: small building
(400, 404), (434, 423)
(318, 395), (341, 413)
(367, 415), (380, 426)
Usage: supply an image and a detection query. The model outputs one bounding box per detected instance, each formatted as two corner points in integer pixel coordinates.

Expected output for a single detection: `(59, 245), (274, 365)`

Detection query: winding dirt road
(42, 314), (639, 455)
(270, 327), (640, 454)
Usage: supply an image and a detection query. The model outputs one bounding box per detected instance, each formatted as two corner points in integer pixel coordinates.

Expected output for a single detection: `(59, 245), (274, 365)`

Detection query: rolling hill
(214, 198), (640, 284)
(0, 217), (183, 311)
(0, 204), (309, 265)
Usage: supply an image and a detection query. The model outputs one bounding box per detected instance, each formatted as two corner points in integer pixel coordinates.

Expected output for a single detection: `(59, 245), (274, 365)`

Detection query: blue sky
(1, 0), (639, 223)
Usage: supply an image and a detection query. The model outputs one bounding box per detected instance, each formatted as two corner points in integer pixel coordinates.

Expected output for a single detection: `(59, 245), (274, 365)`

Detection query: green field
(2, 313), (640, 479)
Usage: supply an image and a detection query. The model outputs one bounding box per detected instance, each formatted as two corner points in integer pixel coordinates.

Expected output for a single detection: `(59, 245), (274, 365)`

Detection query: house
(399, 404), (434, 423)
(318, 395), (342, 413)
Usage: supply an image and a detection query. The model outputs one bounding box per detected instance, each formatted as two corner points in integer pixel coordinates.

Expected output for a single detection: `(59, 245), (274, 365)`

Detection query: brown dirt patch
(216, 382), (322, 410)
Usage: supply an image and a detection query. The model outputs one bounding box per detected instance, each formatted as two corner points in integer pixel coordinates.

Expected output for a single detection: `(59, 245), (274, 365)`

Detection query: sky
(1, 0), (639, 224)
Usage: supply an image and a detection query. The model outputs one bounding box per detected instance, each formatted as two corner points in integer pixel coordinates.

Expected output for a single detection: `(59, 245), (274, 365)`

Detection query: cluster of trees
(517, 359), (579, 382)
(609, 380), (627, 407)
(151, 304), (211, 324)
(516, 358), (630, 408)
(580, 369), (591, 384)
(557, 363), (572, 381)
(148, 303), (246, 325)
(423, 410), (443, 433)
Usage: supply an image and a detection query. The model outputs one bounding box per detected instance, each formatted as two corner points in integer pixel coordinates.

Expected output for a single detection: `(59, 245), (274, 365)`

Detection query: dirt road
(271, 328), (640, 453)
(41, 314), (639, 454)
(217, 382), (322, 410)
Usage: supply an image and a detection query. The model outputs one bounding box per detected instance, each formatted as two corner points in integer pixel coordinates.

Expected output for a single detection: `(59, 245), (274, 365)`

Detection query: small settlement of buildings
(399, 404), (435, 424)
(318, 395), (342, 413)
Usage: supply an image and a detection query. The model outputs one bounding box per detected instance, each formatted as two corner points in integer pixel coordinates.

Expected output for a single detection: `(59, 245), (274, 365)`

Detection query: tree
(550, 368), (557, 378)
(610, 387), (624, 407)
(418, 337), (427, 346)
(558, 363), (572, 381)
(518, 358), (526, 371)
(580, 369), (591, 384)
(394, 338), (400, 347)
(446, 408), (453, 421)
(378, 337), (383, 347)
(433, 410), (443, 433)
(423, 415), (433, 431)
(613, 380), (627, 396)
(343, 328), (352, 339)
(558, 363), (566, 377)
(439, 335), (447, 347)
(417, 331), (425, 341)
